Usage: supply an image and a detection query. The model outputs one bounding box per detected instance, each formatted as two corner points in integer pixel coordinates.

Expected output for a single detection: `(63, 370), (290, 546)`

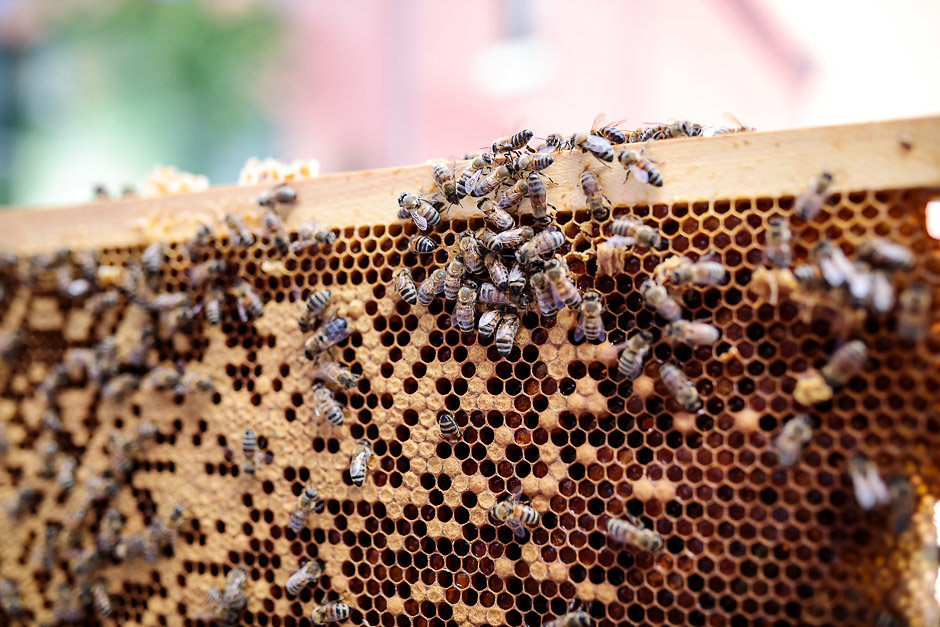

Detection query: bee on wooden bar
(258, 183), (298, 208)
(494, 179), (529, 213)
(310, 601), (351, 625)
(291, 221), (337, 252)
(580, 169), (611, 222)
(664, 320), (720, 346)
(641, 120), (703, 142)
(495, 313), (520, 357)
(416, 268), (447, 306)
(526, 172), (555, 228)
(640, 280), (681, 321)
(570, 133), (614, 163)
(858, 238), (915, 271)
(437, 412), (462, 443)
(242, 429), (259, 476)
(208, 566), (249, 625)
(511, 153), (554, 175)
(478, 198), (515, 231)
(592, 116), (629, 145)
(349, 440), (373, 487)
(616, 330), (652, 379)
(432, 163), (460, 206)
(394, 269), (418, 306)
(610, 217), (668, 251)
(897, 283), (930, 342)
(286, 560), (324, 596)
(490, 487), (539, 538)
(507, 260), (526, 294)
(471, 164), (514, 197)
(454, 283), (478, 333)
(458, 232), (485, 274)
(477, 309), (502, 339)
(409, 235), (438, 254)
(670, 257), (727, 286)
(299, 289), (333, 331)
(774, 414), (812, 467)
(515, 229), (565, 265)
(304, 314), (351, 359)
(456, 153), (493, 199)
(617, 147), (663, 187)
(847, 455), (891, 510)
(607, 514), (664, 552)
(224, 213), (256, 248)
(660, 363), (702, 412)
(312, 382), (345, 426)
(794, 171), (834, 220)
(398, 192), (442, 231)
(312, 360), (360, 390)
(189, 260), (227, 289)
(765, 217), (792, 268)
(232, 280), (264, 322)
(573, 290), (606, 343)
(478, 282), (518, 307)
(530, 271), (559, 316)
(443, 259), (465, 301)
(492, 225), (534, 251)
(491, 129), (534, 154)
(484, 253), (510, 292)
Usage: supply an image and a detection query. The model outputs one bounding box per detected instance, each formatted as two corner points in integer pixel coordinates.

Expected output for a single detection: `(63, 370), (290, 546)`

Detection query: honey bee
(416, 268), (447, 306)
(774, 414), (813, 467)
(847, 455), (891, 510)
(888, 477), (915, 534)
(495, 313), (520, 357)
(478, 198), (515, 231)
(454, 283), (478, 333)
(711, 114), (756, 135)
(287, 486), (321, 533)
(398, 192), (442, 231)
(458, 231), (485, 274)
(592, 117), (629, 145)
(641, 120), (703, 142)
(242, 429), (258, 475)
(610, 217), (668, 251)
(310, 601), (351, 625)
(570, 133), (614, 163)
(258, 183), (298, 207)
(432, 163), (460, 205)
(526, 173), (555, 227)
(574, 290), (606, 343)
(56, 456), (77, 492)
(349, 440), (372, 487)
(85, 289), (121, 315)
(0, 579), (24, 619)
(664, 320), (720, 346)
(868, 269), (895, 314)
(543, 610), (594, 627)
(188, 260), (227, 289)
(437, 412), (462, 443)
(484, 253), (510, 291)
(471, 164), (513, 197)
(640, 279), (681, 321)
(897, 283), (930, 342)
(443, 259), (466, 301)
(607, 514), (664, 552)
(0, 330), (25, 364)
(186, 224), (213, 261)
(410, 235), (438, 254)
(515, 229), (566, 265)
(158, 303), (200, 340)
(39, 440), (58, 479)
(529, 271), (559, 316)
(511, 153), (554, 174)
(492, 225), (534, 251)
(616, 330), (653, 380)
(477, 309), (502, 339)
(794, 171), (834, 220)
(579, 169), (611, 222)
(544, 257), (582, 309)
(617, 147), (664, 187)
(508, 260), (526, 294)
(291, 221), (338, 253)
(224, 213), (256, 248)
(821, 340), (867, 389)
(92, 579), (113, 617)
(304, 314), (351, 359)
(456, 153), (493, 199)
(494, 179), (529, 212)
(394, 269), (418, 306)
(312, 382), (345, 426)
(490, 487), (539, 538)
(208, 566), (249, 625)
(478, 282), (518, 307)
(765, 217), (792, 268)
(491, 129), (534, 154)
(200, 287), (224, 326)
(52, 584), (83, 623)
(858, 238), (915, 271)
(812, 241), (855, 288)
(660, 363), (702, 412)
(261, 209), (290, 255)
(141, 241), (165, 278)
(286, 560), (324, 596)
(312, 360), (360, 390)
(672, 257), (727, 286)
(299, 289), (333, 331)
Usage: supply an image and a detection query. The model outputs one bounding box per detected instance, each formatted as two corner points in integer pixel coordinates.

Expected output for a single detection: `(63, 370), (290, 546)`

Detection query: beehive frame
(0, 117), (938, 626)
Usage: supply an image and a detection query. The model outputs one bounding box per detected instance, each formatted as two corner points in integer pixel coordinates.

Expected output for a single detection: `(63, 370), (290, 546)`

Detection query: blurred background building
(0, 0), (938, 207)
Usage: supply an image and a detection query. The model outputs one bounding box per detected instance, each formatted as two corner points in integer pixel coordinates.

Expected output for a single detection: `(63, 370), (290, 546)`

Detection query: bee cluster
(0, 118), (938, 626)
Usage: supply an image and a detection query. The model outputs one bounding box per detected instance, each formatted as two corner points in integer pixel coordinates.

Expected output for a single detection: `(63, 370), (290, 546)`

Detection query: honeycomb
(0, 118), (939, 626)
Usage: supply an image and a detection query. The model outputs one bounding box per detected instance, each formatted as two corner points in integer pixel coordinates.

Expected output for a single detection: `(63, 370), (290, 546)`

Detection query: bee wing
(629, 164), (650, 184)
(866, 467), (892, 506)
(584, 134), (612, 152)
(572, 318), (586, 343)
(596, 319), (607, 343)
(506, 516), (528, 539)
(410, 210), (428, 232)
(818, 256), (846, 287)
(538, 142), (559, 154)
(851, 471), (880, 510)
(871, 273), (895, 312)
